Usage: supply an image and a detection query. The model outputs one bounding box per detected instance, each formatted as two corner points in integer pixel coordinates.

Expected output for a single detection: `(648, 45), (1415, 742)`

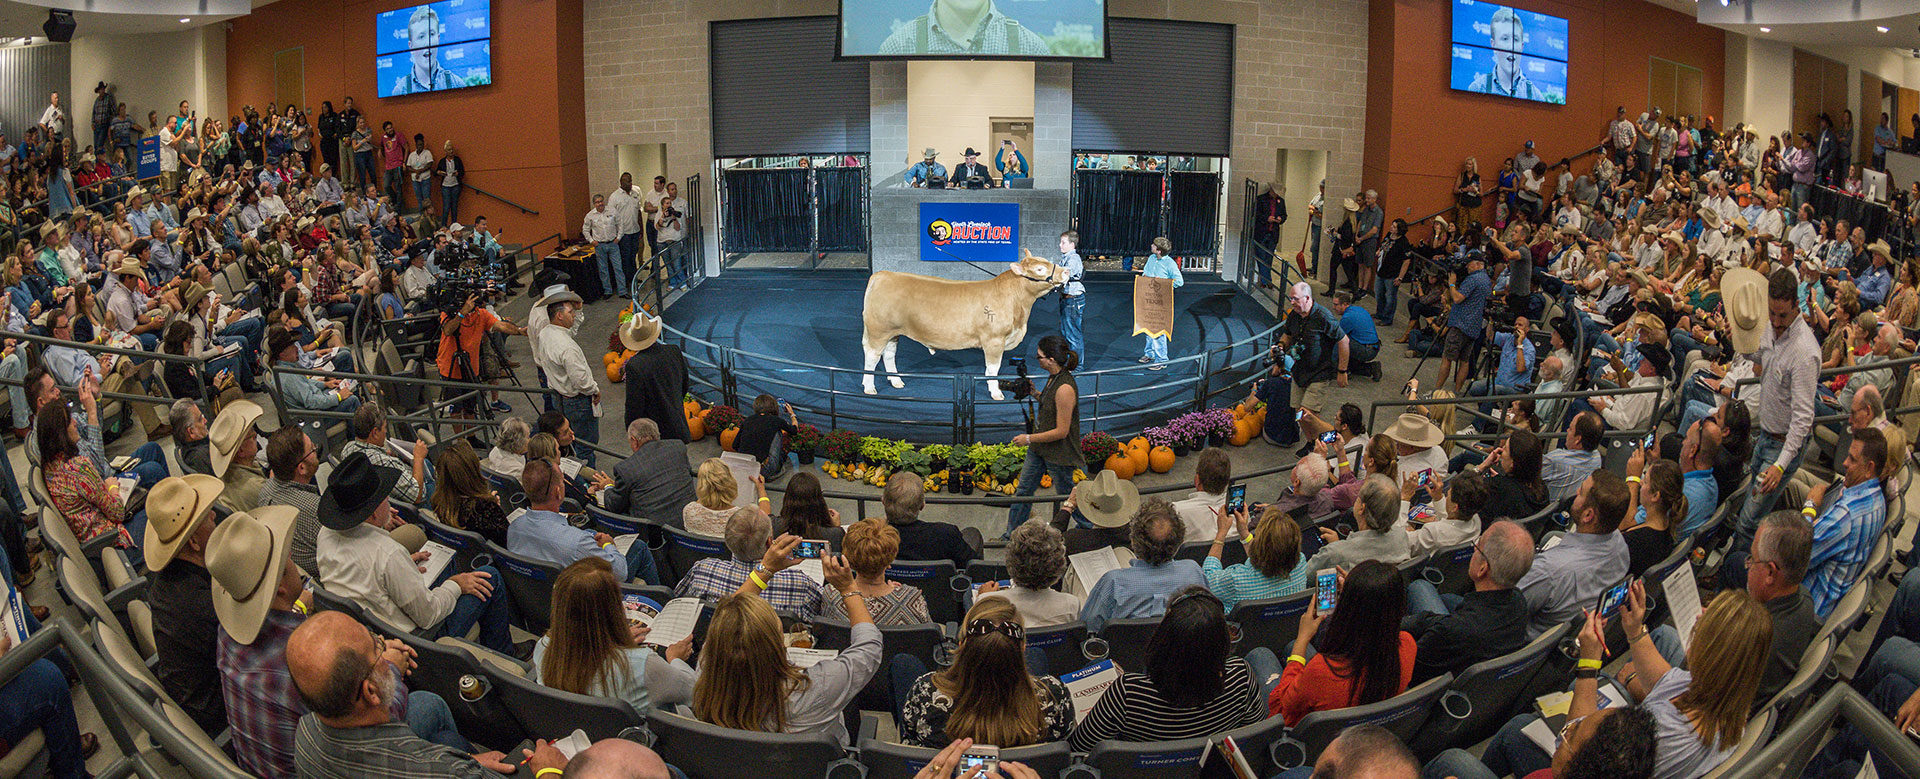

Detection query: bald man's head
(286, 611), (390, 722)
(566, 738), (670, 779)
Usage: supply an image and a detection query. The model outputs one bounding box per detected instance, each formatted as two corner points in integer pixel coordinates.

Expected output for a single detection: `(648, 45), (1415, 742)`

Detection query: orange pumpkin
(1126, 444), (1148, 475)
(1103, 453), (1135, 480)
(1229, 418), (1255, 446)
(1127, 436), (1150, 453)
(1148, 445), (1176, 473)
(720, 427), (740, 451)
(605, 360), (623, 384)
(686, 415), (706, 441)
(1040, 474), (1053, 488)
(683, 399), (702, 417)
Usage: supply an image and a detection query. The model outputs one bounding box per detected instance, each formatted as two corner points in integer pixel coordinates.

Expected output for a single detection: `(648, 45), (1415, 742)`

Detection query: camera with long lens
(998, 356), (1034, 399)
(426, 266), (506, 315)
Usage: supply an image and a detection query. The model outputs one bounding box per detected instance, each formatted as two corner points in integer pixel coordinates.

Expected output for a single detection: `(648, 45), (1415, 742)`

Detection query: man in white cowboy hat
(906, 147), (946, 188)
(1857, 240), (1894, 309)
(103, 255), (166, 347)
(620, 312), (691, 442)
(1053, 468), (1138, 556)
(1079, 497), (1204, 631)
(210, 505), (473, 777)
(143, 473), (232, 736)
(1379, 411), (1449, 491)
(210, 399), (275, 512)
(532, 286), (603, 466)
(1732, 268), (1821, 543)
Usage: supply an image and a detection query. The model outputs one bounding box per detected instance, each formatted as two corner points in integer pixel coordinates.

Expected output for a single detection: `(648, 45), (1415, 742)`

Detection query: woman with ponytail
(1003, 334), (1086, 538)
(894, 598), (1073, 748)
(1620, 455), (1683, 575)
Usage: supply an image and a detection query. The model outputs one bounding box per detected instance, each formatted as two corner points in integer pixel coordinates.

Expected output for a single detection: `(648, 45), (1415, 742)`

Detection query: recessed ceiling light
(1759, 27), (1771, 33)
(1877, 26), (1890, 33)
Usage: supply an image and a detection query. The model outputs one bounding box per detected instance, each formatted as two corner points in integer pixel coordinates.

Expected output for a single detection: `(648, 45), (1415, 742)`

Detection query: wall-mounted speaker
(42, 10), (75, 43)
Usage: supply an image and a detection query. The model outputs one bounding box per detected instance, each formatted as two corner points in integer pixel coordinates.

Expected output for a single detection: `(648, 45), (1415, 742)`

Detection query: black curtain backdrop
(1073, 170), (1161, 256)
(721, 169), (811, 253)
(813, 168), (867, 252)
(1167, 172), (1220, 256)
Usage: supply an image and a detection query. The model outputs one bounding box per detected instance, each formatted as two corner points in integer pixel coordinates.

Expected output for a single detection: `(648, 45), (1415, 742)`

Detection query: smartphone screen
(1315, 569), (1338, 612)
(794, 540), (825, 560)
(1226, 484), (1247, 515)
(1417, 469), (1434, 487)
(1643, 432), (1656, 449)
(1296, 409), (1308, 422)
(1320, 430), (1341, 444)
(957, 747), (1000, 772)
(1597, 579), (1631, 618)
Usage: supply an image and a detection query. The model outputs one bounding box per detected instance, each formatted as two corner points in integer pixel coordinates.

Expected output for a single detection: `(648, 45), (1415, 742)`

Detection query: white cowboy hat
(209, 400), (274, 477)
(1380, 413), (1444, 450)
(621, 312), (663, 351)
(143, 474), (226, 571)
(535, 287), (583, 309)
(206, 506), (299, 645)
(1073, 470), (1140, 528)
(1721, 267), (1769, 355)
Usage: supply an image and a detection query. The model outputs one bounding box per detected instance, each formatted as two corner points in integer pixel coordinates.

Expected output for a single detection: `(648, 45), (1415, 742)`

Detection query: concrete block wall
(869, 189), (1071, 279)
(583, 0), (1369, 277)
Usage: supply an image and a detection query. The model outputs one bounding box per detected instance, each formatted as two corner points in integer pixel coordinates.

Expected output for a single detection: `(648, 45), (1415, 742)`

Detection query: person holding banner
(1136, 237), (1184, 369)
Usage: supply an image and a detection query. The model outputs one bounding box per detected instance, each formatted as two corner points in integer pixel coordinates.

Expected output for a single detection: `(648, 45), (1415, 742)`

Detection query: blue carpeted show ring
(659, 270), (1282, 443)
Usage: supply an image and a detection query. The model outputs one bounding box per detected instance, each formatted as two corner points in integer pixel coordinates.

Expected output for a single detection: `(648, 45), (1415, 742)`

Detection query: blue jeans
(412, 180), (431, 215)
(406, 690), (470, 751)
(1143, 334), (1169, 363)
(625, 541), (661, 586)
(1482, 712), (1552, 777)
(1405, 579), (1459, 618)
(1005, 450), (1077, 538)
(355, 151), (379, 189)
(619, 232), (640, 271)
(1809, 673), (1919, 778)
(1736, 429), (1804, 542)
(1058, 294), (1085, 357)
(1865, 569), (1920, 674)
(662, 240), (688, 289)
(1422, 749), (1497, 779)
(442, 185), (461, 223)
(1245, 647), (1286, 703)
(436, 564), (514, 655)
(126, 441), (169, 487)
(0, 352), (25, 429)
(1468, 380), (1523, 432)
(384, 168), (405, 207)
(595, 241), (626, 297)
(1374, 275), (1399, 325)
(0, 657), (88, 779)
(558, 394), (599, 469)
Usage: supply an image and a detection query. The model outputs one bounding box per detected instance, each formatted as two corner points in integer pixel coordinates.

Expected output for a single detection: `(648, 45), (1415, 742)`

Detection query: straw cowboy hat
(1868, 240), (1894, 262)
(143, 474), (226, 571)
(1700, 208), (1722, 229)
(125, 185), (146, 199)
(536, 287), (583, 309)
(620, 312), (663, 352)
(206, 505), (299, 644)
(1073, 470), (1140, 528)
(111, 256), (145, 280)
(1341, 198), (1360, 212)
(1730, 216), (1749, 234)
(1721, 267), (1769, 355)
(1380, 412), (1444, 450)
(181, 282), (210, 313)
(922, 147), (939, 159)
(209, 400), (274, 477)
(319, 452), (402, 532)
(1660, 231), (1687, 246)
(1431, 216), (1451, 231)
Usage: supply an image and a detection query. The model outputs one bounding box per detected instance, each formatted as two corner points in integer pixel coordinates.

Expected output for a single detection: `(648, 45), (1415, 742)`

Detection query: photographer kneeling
(1003, 335), (1086, 540)
(438, 291), (527, 417)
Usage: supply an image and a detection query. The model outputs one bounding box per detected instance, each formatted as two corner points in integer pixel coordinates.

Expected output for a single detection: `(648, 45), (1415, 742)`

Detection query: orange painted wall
(225, 0), (587, 244)
(1364, 0), (1724, 225)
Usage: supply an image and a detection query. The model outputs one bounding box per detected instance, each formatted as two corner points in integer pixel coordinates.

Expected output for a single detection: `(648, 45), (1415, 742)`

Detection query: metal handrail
(1367, 382), (1667, 444)
(462, 181), (538, 216)
(1717, 685), (1920, 777)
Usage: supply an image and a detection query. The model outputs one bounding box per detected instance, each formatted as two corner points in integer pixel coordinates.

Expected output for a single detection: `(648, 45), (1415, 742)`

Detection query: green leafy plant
(921, 444), (952, 462)
(703, 405), (743, 431)
(858, 437), (914, 467)
(898, 448), (934, 477)
(991, 446), (1026, 482)
(822, 430), (861, 464)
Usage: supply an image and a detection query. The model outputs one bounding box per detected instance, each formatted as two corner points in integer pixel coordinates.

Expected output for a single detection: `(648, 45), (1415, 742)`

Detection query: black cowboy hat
(318, 452), (402, 531)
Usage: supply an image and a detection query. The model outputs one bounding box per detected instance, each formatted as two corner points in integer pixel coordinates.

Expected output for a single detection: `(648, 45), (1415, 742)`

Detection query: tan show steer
(861, 250), (1068, 400)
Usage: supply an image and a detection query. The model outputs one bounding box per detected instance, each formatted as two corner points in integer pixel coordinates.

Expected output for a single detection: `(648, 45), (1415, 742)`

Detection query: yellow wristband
(1624, 476), (1640, 484)
(1803, 507), (1817, 517)
(1287, 654), (1307, 666)
(1337, 461), (1350, 469)
(536, 769), (564, 779)
(599, 541), (613, 549)
(758, 496), (771, 504)
(1575, 658), (1602, 670)
(748, 571), (769, 590)
(292, 599), (309, 615)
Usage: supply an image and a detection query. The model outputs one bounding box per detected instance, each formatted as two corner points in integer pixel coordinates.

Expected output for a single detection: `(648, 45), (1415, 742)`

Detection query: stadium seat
(962, 559), (1008, 588)
(0, 729), (48, 779)
(58, 555), (145, 659)
(1175, 539), (1245, 568)
(883, 559), (964, 625)
(485, 542), (563, 635)
(98, 548), (156, 658)
(660, 525), (729, 583)
(1097, 617), (1161, 673)
(1064, 734), (1216, 778)
(810, 617), (947, 716)
(1763, 632), (1836, 725)
(1272, 673), (1452, 770)
(1413, 539), (1478, 596)
(412, 510), (491, 574)
(858, 738), (1072, 779)
(1409, 624), (1569, 759)
(645, 710), (852, 779)
(1023, 620), (1095, 677)
(1228, 591), (1311, 657)
(91, 616), (170, 706)
(1700, 707), (1777, 779)
(487, 666), (645, 742)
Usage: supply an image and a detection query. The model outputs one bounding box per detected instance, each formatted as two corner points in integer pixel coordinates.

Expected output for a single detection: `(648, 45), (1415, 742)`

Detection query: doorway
(614, 142), (667, 263)
(273, 48), (304, 110)
(989, 117), (1033, 177)
(1272, 148), (1328, 268)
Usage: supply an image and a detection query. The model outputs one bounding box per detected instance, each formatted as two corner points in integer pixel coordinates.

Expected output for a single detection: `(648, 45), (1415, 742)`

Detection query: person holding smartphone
(1249, 559), (1415, 725)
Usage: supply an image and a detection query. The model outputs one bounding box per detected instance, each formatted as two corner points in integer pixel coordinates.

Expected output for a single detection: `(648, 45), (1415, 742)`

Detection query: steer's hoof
(863, 385), (878, 395)
(888, 377), (906, 389)
(988, 388), (1005, 402)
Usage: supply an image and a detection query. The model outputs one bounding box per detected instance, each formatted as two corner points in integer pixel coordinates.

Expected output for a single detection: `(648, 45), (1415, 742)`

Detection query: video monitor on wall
(375, 0), (492, 98)
(1449, 0), (1567, 105)
(839, 0), (1107, 59)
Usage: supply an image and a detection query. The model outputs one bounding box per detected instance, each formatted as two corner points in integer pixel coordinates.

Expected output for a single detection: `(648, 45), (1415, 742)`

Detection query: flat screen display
(1449, 0), (1568, 105)
(375, 0), (492, 98)
(840, 0), (1107, 59)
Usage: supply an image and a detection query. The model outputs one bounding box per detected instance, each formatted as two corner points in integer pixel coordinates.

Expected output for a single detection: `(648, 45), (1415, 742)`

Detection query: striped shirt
(672, 557), (824, 618)
(1201, 553), (1309, 613)
(1752, 318), (1820, 472)
(1805, 478), (1886, 619)
(293, 718), (502, 779)
(1066, 656), (1266, 751)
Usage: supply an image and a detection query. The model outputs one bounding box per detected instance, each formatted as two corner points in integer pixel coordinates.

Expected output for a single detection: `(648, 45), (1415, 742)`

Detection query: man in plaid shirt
(211, 507), (466, 777)
(1802, 427), (1890, 619)
(672, 505), (824, 617)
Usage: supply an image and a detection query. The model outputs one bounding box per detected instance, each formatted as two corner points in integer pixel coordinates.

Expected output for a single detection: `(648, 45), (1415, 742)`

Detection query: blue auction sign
(919, 202), (1020, 262)
(136, 136), (160, 180)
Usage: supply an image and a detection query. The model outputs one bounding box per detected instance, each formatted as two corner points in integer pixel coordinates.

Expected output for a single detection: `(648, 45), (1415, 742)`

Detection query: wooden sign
(1132, 276), (1174, 340)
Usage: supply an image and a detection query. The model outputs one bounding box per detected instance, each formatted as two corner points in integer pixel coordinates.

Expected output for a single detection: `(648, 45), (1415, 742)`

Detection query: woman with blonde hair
(1203, 505), (1306, 611)
(684, 457), (764, 537)
(821, 519), (928, 625)
(531, 557), (694, 716)
(1424, 391), (1458, 454)
(694, 535), (877, 744)
(895, 597), (1073, 748)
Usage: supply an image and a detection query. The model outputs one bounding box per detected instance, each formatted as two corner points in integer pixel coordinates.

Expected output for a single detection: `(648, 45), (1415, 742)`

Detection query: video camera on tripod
(425, 266), (507, 315)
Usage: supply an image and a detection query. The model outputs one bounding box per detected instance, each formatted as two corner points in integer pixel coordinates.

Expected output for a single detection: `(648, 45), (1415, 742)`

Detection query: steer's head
(1008, 249), (1068, 293)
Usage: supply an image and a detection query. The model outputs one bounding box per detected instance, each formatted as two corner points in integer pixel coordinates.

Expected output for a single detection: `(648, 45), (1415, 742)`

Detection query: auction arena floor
(659, 269), (1280, 439)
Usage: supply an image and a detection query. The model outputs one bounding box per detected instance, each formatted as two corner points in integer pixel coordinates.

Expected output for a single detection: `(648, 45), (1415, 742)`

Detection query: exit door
(989, 117), (1033, 178)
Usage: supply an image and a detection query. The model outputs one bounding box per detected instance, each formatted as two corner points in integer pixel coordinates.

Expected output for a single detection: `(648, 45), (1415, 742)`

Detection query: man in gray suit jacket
(606, 418), (696, 526)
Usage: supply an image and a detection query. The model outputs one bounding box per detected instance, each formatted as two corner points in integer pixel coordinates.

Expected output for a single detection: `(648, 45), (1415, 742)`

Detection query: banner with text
(136, 136), (160, 180)
(919, 202), (1020, 262)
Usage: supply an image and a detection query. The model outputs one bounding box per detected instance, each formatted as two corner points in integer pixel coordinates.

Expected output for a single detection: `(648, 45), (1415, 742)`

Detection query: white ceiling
(1651, 0), (1920, 52)
(0, 0), (278, 40)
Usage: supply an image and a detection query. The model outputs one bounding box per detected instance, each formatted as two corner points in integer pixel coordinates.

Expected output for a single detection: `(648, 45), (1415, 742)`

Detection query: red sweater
(1268, 631), (1417, 726)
